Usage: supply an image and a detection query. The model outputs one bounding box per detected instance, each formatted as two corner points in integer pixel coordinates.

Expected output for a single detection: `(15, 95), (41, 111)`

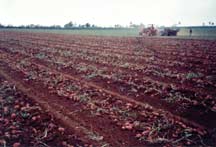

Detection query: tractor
(139, 24), (180, 37)
(139, 24), (157, 36)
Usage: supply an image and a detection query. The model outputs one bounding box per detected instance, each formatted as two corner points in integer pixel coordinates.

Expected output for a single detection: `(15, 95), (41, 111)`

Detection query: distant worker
(189, 28), (192, 36)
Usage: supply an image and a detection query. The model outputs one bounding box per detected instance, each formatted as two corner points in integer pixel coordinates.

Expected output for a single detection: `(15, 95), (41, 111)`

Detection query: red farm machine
(139, 24), (179, 37)
(139, 24), (157, 36)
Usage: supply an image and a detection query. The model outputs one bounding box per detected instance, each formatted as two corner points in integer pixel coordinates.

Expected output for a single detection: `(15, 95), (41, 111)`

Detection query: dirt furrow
(1, 41), (215, 98)
(32, 61), (208, 132)
(0, 48), (215, 130)
(0, 63), (147, 147)
(0, 67), (110, 147)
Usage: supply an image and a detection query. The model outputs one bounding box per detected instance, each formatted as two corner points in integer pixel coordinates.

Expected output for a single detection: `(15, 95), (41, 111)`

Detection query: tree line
(0, 21), (131, 29)
(0, 22), (97, 29)
(0, 21), (215, 29)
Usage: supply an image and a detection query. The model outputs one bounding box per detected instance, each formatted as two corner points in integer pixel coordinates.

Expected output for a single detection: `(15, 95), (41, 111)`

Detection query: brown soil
(0, 30), (216, 146)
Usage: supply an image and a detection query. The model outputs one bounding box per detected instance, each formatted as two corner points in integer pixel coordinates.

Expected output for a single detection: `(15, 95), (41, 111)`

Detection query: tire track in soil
(0, 64), (145, 147)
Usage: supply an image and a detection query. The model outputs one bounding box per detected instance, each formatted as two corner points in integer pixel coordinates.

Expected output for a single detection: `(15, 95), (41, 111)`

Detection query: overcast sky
(0, 0), (215, 27)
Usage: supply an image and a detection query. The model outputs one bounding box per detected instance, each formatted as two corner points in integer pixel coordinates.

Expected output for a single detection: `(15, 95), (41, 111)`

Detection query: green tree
(85, 23), (91, 28)
(64, 21), (74, 28)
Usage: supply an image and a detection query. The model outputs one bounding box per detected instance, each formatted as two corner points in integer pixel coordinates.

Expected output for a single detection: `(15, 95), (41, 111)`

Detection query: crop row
(0, 37), (216, 124)
(0, 47), (213, 146)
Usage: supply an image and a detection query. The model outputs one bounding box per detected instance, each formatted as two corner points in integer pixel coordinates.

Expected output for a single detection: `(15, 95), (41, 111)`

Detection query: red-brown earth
(0, 30), (216, 146)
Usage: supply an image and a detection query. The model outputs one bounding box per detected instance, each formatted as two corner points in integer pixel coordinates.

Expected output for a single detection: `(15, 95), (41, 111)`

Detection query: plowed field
(0, 31), (216, 146)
